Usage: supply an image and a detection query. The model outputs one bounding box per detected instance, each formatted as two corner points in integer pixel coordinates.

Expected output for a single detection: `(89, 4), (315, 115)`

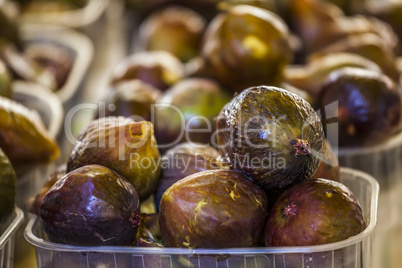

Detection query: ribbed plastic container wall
(0, 208), (24, 268)
(25, 168), (379, 268)
(337, 132), (402, 267)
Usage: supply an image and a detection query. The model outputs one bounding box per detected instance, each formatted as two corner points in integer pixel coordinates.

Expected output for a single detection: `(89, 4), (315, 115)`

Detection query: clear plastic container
(0, 207), (24, 268)
(20, 24), (94, 107)
(24, 168), (379, 268)
(18, 0), (111, 29)
(337, 132), (402, 267)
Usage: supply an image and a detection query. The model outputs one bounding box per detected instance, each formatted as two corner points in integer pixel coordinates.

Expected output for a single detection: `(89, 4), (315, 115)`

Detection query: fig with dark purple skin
(264, 178), (366, 246)
(111, 51), (184, 91)
(154, 78), (232, 149)
(138, 6), (206, 62)
(217, 86), (325, 191)
(200, 5), (292, 92)
(99, 80), (161, 121)
(67, 117), (161, 201)
(39, 165), (141, 246)
(159, 169), (268, 248)
(154, 143), (222, 211)
(319, 67), (402, 147)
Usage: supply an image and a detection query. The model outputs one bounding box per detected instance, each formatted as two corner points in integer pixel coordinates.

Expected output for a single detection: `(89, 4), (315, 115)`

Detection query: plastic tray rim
(0, 207), (24, 250)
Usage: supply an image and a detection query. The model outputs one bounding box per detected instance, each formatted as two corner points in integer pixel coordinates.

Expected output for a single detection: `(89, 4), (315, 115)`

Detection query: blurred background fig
(311, 33), (399, 82)
(217, 86), (325, 191)
(0, 59), (12, 98)
(0, 147), (16, 219)
(0, 95), (60, 169)
(159, 169), (268, 248)
(154, 142), (223, 211)
(98, 79), (161, 121)
(284, 52), (382, 100)
(111, 51), (184, 91)
(154, 78), (232, 149)
(200, 5), (293, 92)
(0, 4), (22, 50)
(264, 178), (366, 246)
(138, 6), (206, 63)
(67, 117), (161, 201)
(319, 67), (402, 148)
(39, 164), (140, 246)
(24, 42), (74, 89)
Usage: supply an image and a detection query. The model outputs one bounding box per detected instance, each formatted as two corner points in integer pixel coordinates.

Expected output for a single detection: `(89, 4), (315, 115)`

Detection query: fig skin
(0, 59), (12, 98)
(39, 165), (140, 246)
(99, 80), (162, 122)
(217, 86), (325, 191)
(154, 78), (232, 149)
(67, 117), (161, 201)
(319, 67), (402, 148)
(264, 178), (366, 246)
(138, 6), (206, 63)
(111, 51), (184, 91)
(154, 143), (222, 211)
(0, 96), (60, 168)
(159, 169), (268, 248)
(201, 5), (292, 92)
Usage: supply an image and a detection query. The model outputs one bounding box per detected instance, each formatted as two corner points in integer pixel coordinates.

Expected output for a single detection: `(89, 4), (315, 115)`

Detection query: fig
(111, 51), (184, 91)
(0, 96), (60, 168)
(217, 86), (325, 191)
(24, 42), (74, 89)
(136, 213), (163, 245)
(0, 59), (12, 98)
(154, 78), (232, 149)
(138, 6), (206, 62)
(28, 164), (66, 215)
(264, 178), (366, 246)
(0, 5), (21, 50)
(159, 169), (268, 248)
(39, 164), (140, 246)
(290, 0), (398, 53)
(99, 80), (161, 121)
(200, 5), (292, 92)
(0, 43), (57, 91)
(0, 147), (16, 219)
(154, 143), (222, 211)
(311, 33), (399, 82)
(284, 52), (382, 99)
(67, 117), (161, 201)
(319, 67), (402, 147)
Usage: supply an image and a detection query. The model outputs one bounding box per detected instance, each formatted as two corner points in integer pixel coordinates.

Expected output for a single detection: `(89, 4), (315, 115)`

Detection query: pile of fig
(27, 0), (402, 259)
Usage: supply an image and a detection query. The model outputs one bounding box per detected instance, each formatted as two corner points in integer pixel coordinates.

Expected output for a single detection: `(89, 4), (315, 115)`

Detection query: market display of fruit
(2, 0), (401, 266)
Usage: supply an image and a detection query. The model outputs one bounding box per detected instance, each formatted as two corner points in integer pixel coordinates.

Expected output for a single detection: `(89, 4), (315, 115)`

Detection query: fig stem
(291, 139), (311, 156)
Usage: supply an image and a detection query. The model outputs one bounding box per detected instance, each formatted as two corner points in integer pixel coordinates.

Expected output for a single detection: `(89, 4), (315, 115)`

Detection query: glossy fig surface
(40, 164), (140, 246)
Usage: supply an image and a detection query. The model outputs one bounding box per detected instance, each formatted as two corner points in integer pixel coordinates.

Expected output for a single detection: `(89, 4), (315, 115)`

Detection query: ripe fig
(264, 178), (366, 246)
(138, 6), (206, 62)
(99, 80), (161, 122)
(67, 117), (161, 201)
(0, 96), (60, 168)
(159, 170), (268, 248)
(201, 5), (292, 92)
(154, 78), (232, 149)
(111, 51), (184, 91)
(217, 86), (325, 191)
(39, 165), (140, 246)
(319, 67), (402, 147)
(154, 143), (222, 211)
